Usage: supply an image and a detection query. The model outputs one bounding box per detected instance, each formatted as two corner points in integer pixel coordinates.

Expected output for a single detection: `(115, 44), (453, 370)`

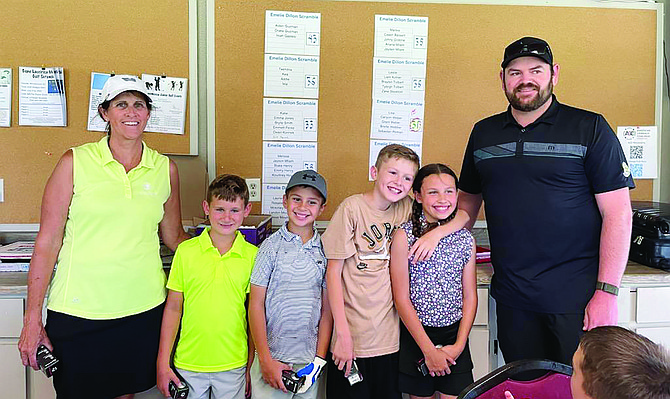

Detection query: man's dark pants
(496, 301), (585, 367)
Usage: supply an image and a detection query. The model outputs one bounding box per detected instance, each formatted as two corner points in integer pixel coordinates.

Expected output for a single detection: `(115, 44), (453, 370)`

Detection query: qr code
(630, 145), (644, 160)
(630, 163), (643, 177)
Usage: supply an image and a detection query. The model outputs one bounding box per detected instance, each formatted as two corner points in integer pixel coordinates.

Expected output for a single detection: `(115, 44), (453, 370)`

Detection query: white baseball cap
(100, 74), (152, 103)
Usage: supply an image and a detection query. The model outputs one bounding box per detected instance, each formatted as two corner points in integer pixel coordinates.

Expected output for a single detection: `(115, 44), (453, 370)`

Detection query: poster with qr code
(616, 126), (657, 179)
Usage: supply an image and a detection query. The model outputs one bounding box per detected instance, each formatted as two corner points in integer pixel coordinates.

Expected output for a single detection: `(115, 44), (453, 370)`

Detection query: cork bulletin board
(0, 0), (192, 223)
(215, 1), (658, 220)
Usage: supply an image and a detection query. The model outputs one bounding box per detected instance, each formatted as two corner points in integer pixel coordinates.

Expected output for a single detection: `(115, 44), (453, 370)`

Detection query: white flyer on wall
(263, 98), (318, 141)
(142, 74), (188, 135)
(372, 57), (426, 102)
(369, 139), (422, 180)
(616, 126), (658, 179)
(87, 72), (111, 131)
(18, 66), (67, 127)
(374, 15), (428, 60)
(264, 54), (320, 99)
(263, 141), (317, 183)
(0, 68), (12, 127)
(261, 183), (289, 225)
(265, 10), (321, 56)
(370, 98), (424, 141)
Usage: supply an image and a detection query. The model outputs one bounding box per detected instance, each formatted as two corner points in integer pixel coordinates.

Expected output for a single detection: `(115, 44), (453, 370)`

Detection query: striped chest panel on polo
(473, 141), (587, 164)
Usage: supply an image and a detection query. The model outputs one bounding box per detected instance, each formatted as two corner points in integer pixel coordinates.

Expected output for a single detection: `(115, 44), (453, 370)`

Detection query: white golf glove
(295, 356), (327, 394)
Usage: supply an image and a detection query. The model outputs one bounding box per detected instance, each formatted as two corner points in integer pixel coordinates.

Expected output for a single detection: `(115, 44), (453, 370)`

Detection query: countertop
(2, 261), (669, 296)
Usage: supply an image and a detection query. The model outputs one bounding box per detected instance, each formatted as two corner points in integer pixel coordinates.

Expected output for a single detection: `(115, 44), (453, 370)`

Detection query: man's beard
(505, 80), (553, 112)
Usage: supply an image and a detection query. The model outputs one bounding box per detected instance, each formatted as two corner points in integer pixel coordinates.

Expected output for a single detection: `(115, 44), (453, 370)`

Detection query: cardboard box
(240, 214), (272, 246)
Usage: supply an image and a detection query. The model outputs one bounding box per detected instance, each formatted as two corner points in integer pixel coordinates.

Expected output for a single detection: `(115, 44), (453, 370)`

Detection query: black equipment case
(630, 201), (670, 271)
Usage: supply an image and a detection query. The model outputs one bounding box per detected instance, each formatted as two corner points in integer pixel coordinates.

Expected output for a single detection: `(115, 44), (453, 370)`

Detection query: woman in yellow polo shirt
(18, 75), (190, 399)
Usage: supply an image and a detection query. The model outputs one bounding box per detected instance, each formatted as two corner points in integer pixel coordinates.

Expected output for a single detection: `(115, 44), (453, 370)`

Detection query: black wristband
(595, 281), (619, 296)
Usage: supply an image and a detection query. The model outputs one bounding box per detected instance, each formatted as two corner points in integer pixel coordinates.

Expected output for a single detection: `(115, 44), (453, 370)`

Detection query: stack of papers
(0, 241), (33, 271)
(476, 246), (491, 264)
(0, 241), (34, 259)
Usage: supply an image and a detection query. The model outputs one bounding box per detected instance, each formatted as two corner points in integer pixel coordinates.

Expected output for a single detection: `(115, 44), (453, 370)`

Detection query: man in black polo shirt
(459, 37), (635, 365)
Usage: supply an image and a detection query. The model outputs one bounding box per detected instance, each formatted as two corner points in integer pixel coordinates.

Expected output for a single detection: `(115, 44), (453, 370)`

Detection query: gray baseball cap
(285, 170), (327, 201)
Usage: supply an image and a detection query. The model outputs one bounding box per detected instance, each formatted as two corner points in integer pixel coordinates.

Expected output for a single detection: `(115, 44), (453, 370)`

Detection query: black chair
(457, 359), (573, 399)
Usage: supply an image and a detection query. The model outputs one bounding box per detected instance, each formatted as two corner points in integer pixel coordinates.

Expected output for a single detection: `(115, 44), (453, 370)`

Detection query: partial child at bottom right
(505, 326), (670, 399)
(390, 163), (477, 399)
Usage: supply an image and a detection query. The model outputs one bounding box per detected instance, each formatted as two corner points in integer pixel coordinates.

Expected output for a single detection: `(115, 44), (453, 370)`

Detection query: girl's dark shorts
(398, 320), (474, 397)
(45, 302), (164, 399)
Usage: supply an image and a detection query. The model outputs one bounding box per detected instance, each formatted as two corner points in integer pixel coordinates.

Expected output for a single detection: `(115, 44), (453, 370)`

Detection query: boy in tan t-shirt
(322, 144), (467, 399)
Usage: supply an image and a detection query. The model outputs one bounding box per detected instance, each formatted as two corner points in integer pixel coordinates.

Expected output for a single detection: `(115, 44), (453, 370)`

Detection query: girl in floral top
(390, 163), (478, 399)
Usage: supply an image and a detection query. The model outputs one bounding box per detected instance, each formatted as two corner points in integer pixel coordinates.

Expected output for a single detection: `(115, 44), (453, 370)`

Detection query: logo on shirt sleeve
(622, 162), (631, 178)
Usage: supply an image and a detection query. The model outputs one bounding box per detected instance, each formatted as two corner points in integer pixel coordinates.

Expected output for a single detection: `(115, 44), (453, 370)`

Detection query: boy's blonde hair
(375, 144), (420, 170)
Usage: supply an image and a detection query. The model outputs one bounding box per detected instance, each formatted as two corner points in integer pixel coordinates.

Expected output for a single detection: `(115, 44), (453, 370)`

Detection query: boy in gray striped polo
(248, 170), (332, 398)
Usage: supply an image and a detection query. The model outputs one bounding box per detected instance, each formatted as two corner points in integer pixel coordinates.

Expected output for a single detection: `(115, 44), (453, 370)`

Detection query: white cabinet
(617, 287), (631, 323)
(28, 368), (56, 399)
(473, 288), (488, 326)
(615, 286), (670, 347)
(470, 288), (491, 380)
(0, 298), (26, 399)
(0, 298), (23, 336)
(620, 286), (670, 348)
(0, 342), (26, 399)
(470, 327), (489, 380)
(636, 287), (670, 323)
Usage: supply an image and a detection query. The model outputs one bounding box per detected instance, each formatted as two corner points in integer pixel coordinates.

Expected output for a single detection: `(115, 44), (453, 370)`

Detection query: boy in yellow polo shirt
(157, 174), (257, 399)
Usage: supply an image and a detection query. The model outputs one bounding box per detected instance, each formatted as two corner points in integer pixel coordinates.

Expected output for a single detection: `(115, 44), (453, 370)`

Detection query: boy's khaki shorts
(177, 366), (246, 399)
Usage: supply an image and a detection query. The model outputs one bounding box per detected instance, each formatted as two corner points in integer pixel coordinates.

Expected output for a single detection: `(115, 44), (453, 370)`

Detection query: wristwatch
(595, 281), (619, 296)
